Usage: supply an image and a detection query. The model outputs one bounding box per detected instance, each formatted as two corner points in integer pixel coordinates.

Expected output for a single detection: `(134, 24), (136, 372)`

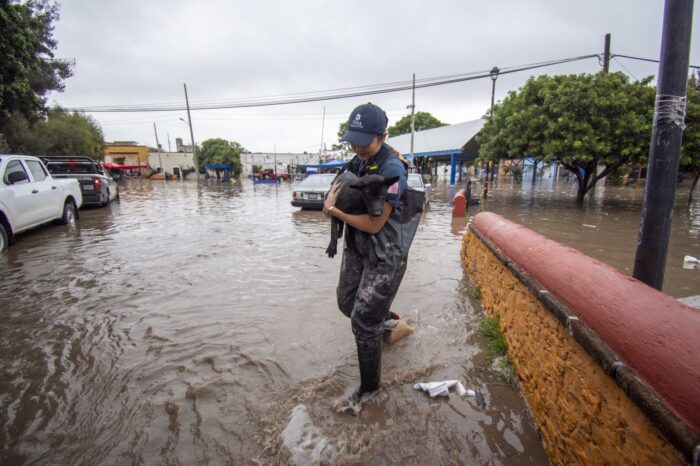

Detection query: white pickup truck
(0, 155), (83, 252)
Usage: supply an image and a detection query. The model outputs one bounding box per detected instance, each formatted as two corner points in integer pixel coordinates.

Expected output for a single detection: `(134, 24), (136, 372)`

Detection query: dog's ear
(348, 179), (362, 190)
(384, 176), (400, 187)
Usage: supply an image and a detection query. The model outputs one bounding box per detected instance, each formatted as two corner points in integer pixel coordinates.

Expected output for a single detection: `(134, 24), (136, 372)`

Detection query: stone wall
(461, 212), (699, 465)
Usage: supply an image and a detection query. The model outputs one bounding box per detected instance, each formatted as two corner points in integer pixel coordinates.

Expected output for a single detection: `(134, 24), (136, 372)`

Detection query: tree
(198, 138), (246, 175)
(387, 112), (447, 137)
(3, 107), (104, 158)
(478, 72), (655, 202)
(681, 72), (700, 204)
(0, 1), (73, 128)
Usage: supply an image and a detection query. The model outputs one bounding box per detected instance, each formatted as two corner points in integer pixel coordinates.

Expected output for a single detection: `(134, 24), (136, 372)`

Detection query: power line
(612, 56), (639, 81)
(64, 54), (599, 113)
(612, 53), (700, 70)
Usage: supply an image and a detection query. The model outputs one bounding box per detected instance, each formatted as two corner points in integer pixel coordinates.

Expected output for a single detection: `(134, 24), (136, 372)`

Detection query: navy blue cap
(340, 103), (389, 146)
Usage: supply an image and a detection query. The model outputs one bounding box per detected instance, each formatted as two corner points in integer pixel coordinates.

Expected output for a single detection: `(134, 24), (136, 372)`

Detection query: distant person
(323, 103), (423, 409)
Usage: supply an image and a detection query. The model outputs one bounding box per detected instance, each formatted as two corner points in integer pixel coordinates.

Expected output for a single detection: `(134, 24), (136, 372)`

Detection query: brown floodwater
(0, 175), (697, 465)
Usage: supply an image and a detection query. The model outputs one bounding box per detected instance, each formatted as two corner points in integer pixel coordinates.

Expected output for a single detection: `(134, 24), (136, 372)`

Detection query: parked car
(41, 156), (118, 207)
(408, 173), (431, 206)
(291, 174), (336, 210)
(0, 155), (83, 252)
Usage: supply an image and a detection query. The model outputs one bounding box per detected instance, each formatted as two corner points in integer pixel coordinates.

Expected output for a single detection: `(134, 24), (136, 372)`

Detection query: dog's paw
(326, 244), (337, 258)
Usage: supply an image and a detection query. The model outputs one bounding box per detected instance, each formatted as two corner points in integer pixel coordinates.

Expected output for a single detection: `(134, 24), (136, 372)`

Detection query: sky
(47, 0), (700, 154)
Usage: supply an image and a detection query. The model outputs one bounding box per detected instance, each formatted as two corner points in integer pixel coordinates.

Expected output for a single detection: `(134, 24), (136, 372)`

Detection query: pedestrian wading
(323, 103), (424, 410)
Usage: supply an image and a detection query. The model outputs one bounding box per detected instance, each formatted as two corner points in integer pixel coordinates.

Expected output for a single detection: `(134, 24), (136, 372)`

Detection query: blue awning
(299, 159), (348, 169)
(205, 164), (232, 169)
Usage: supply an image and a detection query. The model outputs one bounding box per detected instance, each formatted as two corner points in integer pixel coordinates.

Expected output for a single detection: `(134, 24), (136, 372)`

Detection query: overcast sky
(48, 0), (700, 154)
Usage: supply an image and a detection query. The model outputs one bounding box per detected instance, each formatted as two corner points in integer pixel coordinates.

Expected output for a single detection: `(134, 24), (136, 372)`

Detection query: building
(243, 152), (322, 176)
(387, 119), (485, 185)
(175, 138), (194, 153)
(104, 142), (150, 166)
(148, 149), (195, 176)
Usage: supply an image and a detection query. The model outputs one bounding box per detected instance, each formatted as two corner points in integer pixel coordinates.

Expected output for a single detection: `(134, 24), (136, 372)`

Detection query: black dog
(325, 171), (399, 261)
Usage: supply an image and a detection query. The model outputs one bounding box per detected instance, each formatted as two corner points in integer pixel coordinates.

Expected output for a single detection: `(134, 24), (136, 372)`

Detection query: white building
(244, 152), (321, 175)
(148, 151), (195, 175)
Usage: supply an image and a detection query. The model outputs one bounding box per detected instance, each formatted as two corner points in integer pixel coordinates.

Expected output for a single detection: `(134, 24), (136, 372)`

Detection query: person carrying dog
(323, 103), (423, 406)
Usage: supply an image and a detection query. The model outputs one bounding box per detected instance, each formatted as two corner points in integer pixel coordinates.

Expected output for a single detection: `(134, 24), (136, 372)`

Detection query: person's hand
(324, 182), (342, 217)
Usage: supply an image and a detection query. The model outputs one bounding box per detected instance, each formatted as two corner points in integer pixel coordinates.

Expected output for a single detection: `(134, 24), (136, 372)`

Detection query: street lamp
(179, 117), (200, 179)
(488, 66), (500, 181)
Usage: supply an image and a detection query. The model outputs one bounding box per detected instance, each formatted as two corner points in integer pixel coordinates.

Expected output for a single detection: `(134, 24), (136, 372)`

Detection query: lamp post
(179, 117), (199, 179)
(489, 66), (500, 181)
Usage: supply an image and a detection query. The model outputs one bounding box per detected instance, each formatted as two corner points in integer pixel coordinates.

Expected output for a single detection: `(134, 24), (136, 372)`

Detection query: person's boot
(356, 334), (382, 396)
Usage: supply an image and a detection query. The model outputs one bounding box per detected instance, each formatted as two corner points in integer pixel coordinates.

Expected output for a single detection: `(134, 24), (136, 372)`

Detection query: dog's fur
(325, 171), (399, 260)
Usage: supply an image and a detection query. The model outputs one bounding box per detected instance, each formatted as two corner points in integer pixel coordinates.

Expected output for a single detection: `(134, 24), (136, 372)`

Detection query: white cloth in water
(413, 380), (474, 398)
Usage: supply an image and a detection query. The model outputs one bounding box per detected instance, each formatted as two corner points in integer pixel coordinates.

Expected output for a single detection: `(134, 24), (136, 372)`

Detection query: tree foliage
(3, 107), (104, 158)
(198, 138), (246, 175)
(478, 72), (655, 202)
(681, 72), (700, 203)
(387, 111), (447, 137)
(0, 0), (73, 127)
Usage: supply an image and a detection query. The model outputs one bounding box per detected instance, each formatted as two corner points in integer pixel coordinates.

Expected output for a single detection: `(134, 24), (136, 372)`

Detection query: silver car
(291, 174), (336, 210)
(408, 173), (431, 206)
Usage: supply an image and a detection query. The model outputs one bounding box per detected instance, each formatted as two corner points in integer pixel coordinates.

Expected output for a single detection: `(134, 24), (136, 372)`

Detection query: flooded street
(1, 176), (697, 465)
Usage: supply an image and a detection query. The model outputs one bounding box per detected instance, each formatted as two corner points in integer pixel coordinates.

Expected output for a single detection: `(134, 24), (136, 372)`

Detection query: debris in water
(582, 224), (597, 228)
(383, 320), (413, 344)
(683, 255), (699, 270)
(413, 380), (468, 397)
(413, 380), (486, 409)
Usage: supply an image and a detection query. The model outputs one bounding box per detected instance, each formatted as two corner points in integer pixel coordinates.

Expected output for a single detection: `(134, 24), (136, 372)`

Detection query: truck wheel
(0, 223), (8, 252)
(61, 201), (77, 226)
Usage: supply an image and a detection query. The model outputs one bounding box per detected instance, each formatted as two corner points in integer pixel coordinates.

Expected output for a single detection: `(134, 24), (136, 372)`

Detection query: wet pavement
(0, 175), (697, 465)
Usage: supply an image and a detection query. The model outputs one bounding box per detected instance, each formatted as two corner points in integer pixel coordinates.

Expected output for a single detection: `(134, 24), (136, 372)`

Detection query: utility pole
(489, 67), (500, 182)
(409, 73), (416, 157)
(153, 122), (165, 179)
(167, 132), (172, 152)
(633, 0), (694, 291)
(603, 33), (611, 73)
(183, 83), (200, 180)
(320, 107), (326, 156)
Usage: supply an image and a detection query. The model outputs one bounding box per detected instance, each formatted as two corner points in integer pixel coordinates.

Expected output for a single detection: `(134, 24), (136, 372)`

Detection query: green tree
(3, 107), (104, 158)
(331, 121), (350, 153)
(478, 72), (655, 202)
(681, 72), (700, 204)
(198, 138), (246, 175)
(0, 0), (73, 128)
(387, 112), (447, 137)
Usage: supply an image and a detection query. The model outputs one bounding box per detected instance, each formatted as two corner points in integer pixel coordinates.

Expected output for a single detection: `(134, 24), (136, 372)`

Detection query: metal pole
(633, 0), (694, 290)
(603, 33), (611, 73)
(153, 122), (165, 179)
(490, 67), (499, 181)
(410, 73), (416, 156)
(320, 107), (325, 156)
(183, 83), (200, 180)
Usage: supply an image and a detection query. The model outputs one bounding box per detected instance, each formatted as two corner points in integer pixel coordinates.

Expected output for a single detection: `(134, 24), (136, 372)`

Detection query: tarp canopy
(205, 163), (232, 169)
(103, 162), (148, 170)
(299, 159), (348, 169)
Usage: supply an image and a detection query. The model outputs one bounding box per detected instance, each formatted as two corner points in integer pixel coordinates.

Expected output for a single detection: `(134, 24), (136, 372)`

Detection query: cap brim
(340, 130), (375, 147)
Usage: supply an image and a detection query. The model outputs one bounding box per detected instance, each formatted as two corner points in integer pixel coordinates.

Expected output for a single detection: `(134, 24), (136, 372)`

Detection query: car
(0, 155), (83, 252)
(408, 173), (431, 206)
(291, 174), (336, 210)
(41, 156), (118, 207)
